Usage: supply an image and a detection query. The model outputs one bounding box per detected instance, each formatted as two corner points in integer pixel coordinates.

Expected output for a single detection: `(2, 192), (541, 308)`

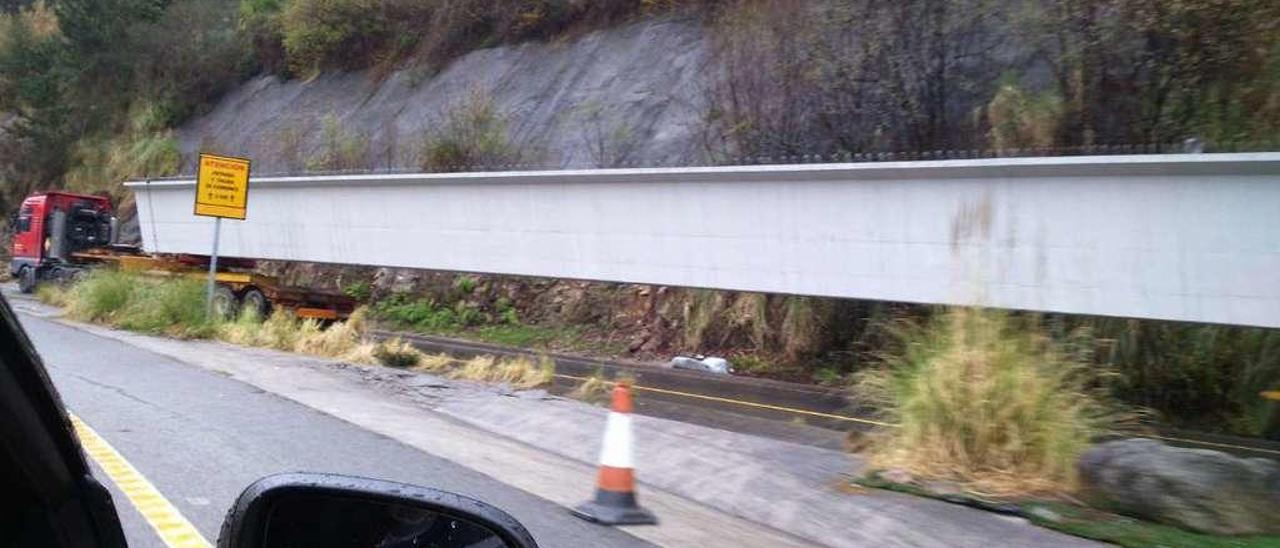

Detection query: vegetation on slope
(4, 0), (1278, 437)
(1, 0), (1274, 206)
(0, 0), (680, 210)
(704, 0), (1280, 159)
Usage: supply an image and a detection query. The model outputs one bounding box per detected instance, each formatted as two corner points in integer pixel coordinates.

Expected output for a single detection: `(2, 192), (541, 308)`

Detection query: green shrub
(341, 280), (372, 302)
(239, 0), (287, 73)
(986, 80), (1063, 150)
(453, 275), (478, 295)
(419, 90), (526, 171)
(983, 76), (1064, 149)
(376, 296), (460, 331)
(855, 307), (1127, 496)
(280, 0), (388, 75)
(304, 114), (368, 171)
(1078, 318), (1280, 437)
(731, 355), (768, 374)
(729, 353), (805, 379)
(115, 277), (213, 337)
(813, 366), (845, 387)
(66, 269), (137, 321)
(64, 104), (182, 196)
(64, 270), (213, 337)
(129, 0), (250, 125)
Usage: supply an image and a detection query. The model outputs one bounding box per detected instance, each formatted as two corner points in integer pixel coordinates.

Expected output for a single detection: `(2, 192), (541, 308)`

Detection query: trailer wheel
(210, 285), (239, 319)
(17, 267), (36, 294)
(241, 288), (270, 319)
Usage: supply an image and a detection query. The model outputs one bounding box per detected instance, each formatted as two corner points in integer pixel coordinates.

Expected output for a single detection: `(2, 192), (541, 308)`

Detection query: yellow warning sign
(194, 153), (250, 220)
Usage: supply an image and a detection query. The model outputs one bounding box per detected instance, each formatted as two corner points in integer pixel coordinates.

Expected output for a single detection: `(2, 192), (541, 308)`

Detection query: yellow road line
(552, 372), (896, 428)
(1137, 433), (1280, 457)
(553, 373), (1280, 454)
(69, 414), (212, 548)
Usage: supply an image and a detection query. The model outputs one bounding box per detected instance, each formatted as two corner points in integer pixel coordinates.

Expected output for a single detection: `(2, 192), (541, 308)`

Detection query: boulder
(1078, 438), (1280, 535)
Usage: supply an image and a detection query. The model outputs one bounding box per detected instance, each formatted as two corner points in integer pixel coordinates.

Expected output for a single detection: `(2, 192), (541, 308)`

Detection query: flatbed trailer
(11, 191), (355, 321)
(70, 248), (355, 321)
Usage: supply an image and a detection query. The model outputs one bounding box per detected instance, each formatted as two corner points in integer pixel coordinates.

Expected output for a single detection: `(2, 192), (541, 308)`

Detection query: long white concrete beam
(127, 153), (1280, 328)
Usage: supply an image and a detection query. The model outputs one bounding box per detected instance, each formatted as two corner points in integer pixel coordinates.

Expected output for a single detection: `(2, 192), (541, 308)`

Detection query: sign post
(194, 153), (251, 317)
(207, 217), (222, 314)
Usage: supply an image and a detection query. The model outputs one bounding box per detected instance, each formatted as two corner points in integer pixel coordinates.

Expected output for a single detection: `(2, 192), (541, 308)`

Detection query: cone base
(571, 498), (657, 526)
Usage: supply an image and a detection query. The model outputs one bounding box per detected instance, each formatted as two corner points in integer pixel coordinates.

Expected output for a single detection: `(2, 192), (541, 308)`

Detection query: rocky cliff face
(178, 17), (710, 174)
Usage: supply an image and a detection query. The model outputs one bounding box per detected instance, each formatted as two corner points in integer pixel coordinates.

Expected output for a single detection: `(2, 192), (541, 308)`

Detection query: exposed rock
(373, 267), (420, 295)
(177, 17), (709, 174)
(1078, 438), (1280, 535)
(627, 331), (650, 352)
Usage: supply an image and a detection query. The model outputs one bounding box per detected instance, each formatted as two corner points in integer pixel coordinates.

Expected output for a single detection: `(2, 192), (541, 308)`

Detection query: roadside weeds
(37, 271), (558, 388)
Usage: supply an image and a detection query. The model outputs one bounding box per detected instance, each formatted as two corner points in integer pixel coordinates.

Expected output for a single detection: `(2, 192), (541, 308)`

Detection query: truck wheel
(50, 267), (76, 285)
(241, 288), (270, 319)
(17, 267), (36, 294)
(211, 285), (240, 319)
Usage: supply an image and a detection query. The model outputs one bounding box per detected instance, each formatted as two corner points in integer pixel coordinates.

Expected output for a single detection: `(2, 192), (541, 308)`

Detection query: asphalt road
(16, 311), (650, 548)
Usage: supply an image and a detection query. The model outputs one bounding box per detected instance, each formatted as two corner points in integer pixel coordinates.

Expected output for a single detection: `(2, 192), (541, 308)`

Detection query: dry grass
(413, 352), (454, 373)
(371, 337), (424, 368)
(218, 309), (294, 349)
(219, 311), (454, 371)
(682, 289), (724, 349)
(451, 354), (555, 389)
(986, 83), (1063, 150)
(51, 271), (560, 390)
(218, 306), (389, 365)
(854, 307), (1127, 497)
(34, 283), (69, 307)
(294, 319), (363, 357)
(569, 372), (612, 404)
(781, 297), (825, 361)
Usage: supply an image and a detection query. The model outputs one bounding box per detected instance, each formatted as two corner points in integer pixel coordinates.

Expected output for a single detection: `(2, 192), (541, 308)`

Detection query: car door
(0, 293), (128, 547)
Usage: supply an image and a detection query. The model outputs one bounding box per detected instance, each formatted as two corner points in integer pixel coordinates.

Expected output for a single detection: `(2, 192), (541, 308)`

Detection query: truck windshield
(15, 206), (32, 233)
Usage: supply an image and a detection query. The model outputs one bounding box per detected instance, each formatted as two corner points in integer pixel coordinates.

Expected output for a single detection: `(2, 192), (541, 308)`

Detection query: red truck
(9, 191), (117, 292)
(9, 191), (353, 319)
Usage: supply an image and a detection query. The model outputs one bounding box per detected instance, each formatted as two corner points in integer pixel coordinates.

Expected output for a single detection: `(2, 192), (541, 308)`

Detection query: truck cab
(10, 192), (115, 292)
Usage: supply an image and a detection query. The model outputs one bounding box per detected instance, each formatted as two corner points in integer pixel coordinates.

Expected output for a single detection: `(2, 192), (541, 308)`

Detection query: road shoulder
(42, 308), (1096, 547)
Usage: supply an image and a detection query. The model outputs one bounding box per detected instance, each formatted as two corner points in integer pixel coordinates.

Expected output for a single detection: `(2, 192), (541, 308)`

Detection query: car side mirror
(218, 473), (538, 548)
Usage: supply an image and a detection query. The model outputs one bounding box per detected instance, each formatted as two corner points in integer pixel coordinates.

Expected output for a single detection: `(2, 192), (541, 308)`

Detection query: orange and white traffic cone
(571, 382), (657, 525)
